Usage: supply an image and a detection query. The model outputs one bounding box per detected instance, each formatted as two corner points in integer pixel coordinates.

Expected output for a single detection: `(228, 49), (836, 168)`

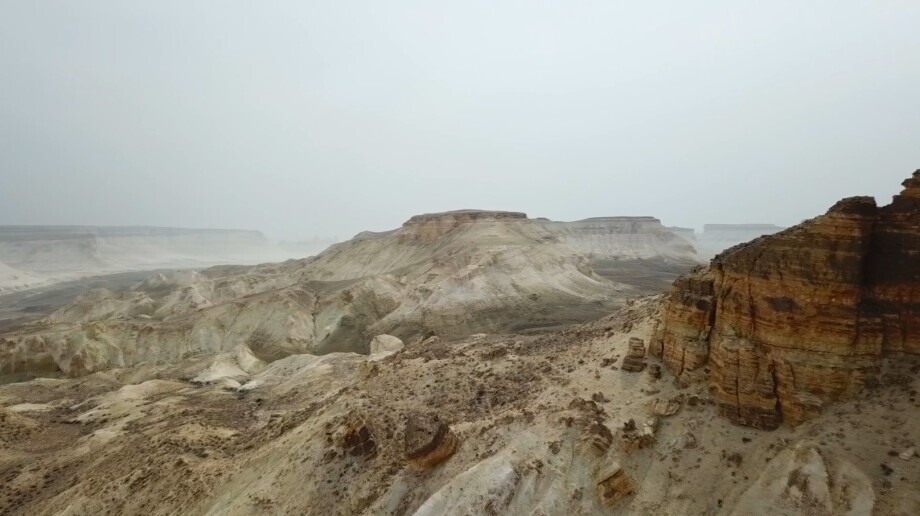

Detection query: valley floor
(0, 269), (196, 333)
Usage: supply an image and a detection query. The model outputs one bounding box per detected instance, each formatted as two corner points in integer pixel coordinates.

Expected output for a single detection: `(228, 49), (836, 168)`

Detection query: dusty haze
(1, 2), (918, 240)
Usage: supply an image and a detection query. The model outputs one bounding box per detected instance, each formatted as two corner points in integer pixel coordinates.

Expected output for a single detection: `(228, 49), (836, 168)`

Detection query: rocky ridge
(1, 210), (650, 377)
(652, 170), (920, 429)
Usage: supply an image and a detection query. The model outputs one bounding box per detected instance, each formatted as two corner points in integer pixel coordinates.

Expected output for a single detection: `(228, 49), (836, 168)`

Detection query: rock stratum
(653, 170), (920, 429)
(538, 216), (702, 291)
(1, 211), (698, 378)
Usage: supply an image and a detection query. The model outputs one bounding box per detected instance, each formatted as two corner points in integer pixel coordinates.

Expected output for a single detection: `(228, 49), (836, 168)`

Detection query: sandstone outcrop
(596, 463), (635, 507)
(404, 412), (458, 470)
(620, 337), (647, 372)
(653, 171), (920, 429)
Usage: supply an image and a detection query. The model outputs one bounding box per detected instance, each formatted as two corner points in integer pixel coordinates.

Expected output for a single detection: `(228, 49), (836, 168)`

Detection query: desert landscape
(0, 226), (313, 295)
(3, 3), (918, 515)
(0, 172), (917, 515)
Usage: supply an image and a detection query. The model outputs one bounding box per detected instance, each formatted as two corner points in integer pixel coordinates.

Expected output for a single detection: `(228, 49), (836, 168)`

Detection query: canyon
(0, 174), (918, 515)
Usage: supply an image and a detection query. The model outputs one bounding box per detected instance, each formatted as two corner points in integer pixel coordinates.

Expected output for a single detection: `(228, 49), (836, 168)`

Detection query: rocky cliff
(653, 171), (920, 429)
(399, 210), (528, 242)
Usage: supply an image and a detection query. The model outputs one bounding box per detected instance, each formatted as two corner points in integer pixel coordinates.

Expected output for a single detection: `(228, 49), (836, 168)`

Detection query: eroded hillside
(2, 211), (695, 378)
(1, 299), (916, 515)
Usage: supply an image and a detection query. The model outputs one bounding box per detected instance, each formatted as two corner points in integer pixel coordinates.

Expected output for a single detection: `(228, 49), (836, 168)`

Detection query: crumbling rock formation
(653, 170), (920, 429)
(618, 417), (657, 453)
(584, 420), (615, 456)
(596, 463), (636, 507)
(404, 412), (458, 470)
(621, 337), (648, 372)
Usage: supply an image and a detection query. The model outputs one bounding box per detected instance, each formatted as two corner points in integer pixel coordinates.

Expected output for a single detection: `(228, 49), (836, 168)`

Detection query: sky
(1, 2), (918, 241)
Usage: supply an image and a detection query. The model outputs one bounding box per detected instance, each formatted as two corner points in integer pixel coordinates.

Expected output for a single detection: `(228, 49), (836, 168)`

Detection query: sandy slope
(1, 298), (916, 515)
(0, 261), (47, 295)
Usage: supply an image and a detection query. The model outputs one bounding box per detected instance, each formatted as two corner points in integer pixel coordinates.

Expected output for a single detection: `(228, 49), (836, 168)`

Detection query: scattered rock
(596, 463), (635, 507)
(649, 398), (680, 417)
(619, 417), (657, 452)
(585, 420), (614, 456)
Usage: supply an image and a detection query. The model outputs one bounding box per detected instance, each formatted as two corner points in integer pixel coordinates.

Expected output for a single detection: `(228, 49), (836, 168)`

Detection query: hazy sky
(1, 2), (918, 241)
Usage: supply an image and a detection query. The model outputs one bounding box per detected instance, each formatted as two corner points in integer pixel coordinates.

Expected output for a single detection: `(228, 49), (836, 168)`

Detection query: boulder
(621, 337), (648, 372)
(404, 412), (458, 470)
(369, 334), (404, 355)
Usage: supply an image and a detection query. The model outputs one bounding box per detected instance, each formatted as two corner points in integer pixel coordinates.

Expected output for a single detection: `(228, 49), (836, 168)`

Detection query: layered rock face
(537, 216), (703, 292)
(536, 216), (699, 262)
(653, 171), (920, 429)
(398, 210), (527, 242)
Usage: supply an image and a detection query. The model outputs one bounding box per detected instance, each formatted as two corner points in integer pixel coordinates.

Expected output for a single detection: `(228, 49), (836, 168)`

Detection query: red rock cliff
(652, 170), (920, 429)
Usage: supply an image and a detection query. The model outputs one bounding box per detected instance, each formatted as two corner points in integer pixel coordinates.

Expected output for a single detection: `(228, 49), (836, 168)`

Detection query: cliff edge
(652, 170), (920, 429)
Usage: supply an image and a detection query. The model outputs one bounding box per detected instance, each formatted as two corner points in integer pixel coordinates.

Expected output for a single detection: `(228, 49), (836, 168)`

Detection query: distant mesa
(0, 225), (315, 294)
(663, 223), (787, 259)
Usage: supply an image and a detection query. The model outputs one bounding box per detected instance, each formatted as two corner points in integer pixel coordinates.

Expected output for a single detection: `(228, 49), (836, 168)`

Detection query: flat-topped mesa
(536, 216), (701, 263)
(397, 210), (528, 242)
(667, 226), (697, 243)
(539, 216), (669, 234)
(703, 223), (786, 232)
(652, 170), (920, 430)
